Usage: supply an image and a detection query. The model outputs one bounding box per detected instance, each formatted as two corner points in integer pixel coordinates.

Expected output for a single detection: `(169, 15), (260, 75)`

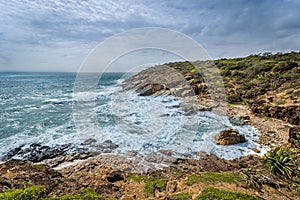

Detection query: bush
(264, 147), (298, 179)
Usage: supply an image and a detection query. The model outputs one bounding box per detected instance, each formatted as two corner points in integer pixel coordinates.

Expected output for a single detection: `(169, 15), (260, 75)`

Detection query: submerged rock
(214, 128), (246, 145)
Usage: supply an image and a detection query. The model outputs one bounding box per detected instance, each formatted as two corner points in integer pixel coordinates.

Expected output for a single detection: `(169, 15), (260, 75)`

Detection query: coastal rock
(1, 143), (85, 163)
(229, 115), (250, 126)
(41, 152), (93, 168)
(122, 65), (198, 98)
(93, 140), (119, 153)
(214, 128), (246, 145)
(83, 138), (97, 145)
(137, 83), (169, 96)
(106, 171), (124, 182)
(288, 126), (300, 146)
(249, 98), (300, 125)
(0, 160), (82, 196)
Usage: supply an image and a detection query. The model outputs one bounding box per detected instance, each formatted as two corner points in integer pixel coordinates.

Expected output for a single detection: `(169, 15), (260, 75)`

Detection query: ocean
(0, 72), (265, 160)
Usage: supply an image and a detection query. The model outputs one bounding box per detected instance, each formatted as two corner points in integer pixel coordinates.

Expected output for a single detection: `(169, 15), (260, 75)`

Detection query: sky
(0, 0), (300, 72)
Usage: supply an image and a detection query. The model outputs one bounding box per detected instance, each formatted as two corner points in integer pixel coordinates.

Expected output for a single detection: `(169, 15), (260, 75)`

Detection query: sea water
(0, 72), (266, 160)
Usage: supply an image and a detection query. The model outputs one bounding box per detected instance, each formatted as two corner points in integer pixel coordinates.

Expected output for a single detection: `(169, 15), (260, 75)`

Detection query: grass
(126, 173), (148, 183)
(126, 173), (166, 197)
(144, 179), (166, 196)
(185, 172), (241, 186)
(0, 185), (45, 200)
(32, 164), (44, 170)
(171, 192), (191, 200)
(0, 186), (114, 200)
(45, 188), (114, 200)
(196, 187), (262, 200)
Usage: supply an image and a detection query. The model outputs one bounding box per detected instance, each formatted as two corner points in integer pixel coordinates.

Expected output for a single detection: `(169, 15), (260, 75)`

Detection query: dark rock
(0, 177), (12, 192)
(106, 171), (124, 182)
(1, 145), (24, 161)
(184, 74), (193, 80)
(83, 138), (97, 145)
(93, 140), (119, 153)
(250, 98), (299, 125)
(94, 183), (121, 198)
(214, 128), (246, 145)
(191, 84), (199, 95)
(2, 143), (76, 162)
(288, 126), (300, 146)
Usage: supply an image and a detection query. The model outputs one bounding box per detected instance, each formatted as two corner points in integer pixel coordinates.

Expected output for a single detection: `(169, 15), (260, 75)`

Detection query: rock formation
(214, 128), (246, 145)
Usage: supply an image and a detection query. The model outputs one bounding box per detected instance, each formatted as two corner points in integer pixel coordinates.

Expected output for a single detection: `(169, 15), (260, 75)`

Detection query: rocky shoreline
(1, 55), (300, 199)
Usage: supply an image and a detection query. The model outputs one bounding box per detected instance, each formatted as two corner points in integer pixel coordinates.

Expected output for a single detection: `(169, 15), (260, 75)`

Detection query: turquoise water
(0, 72), (265, 160)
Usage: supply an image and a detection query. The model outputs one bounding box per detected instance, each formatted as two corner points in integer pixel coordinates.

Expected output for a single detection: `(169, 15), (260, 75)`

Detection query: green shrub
(196, 187), (262, 200)
(0, 185), (45, 200)
(264, 147), (298, 179)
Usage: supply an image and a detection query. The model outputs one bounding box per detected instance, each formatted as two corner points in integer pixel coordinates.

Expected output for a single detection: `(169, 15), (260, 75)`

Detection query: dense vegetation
(167, 51), (300, 125)
(167, 51), (300, 103)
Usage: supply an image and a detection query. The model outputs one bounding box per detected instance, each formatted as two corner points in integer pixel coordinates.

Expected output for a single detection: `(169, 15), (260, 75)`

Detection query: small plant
(196, 187), (262, 200)
(33, 164), (44, 170)
(144, 179), (166, 196)
(264, 147), (297, 179)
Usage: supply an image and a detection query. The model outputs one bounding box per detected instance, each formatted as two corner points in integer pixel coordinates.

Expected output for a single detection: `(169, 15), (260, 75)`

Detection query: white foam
(0, 81), (268, 161)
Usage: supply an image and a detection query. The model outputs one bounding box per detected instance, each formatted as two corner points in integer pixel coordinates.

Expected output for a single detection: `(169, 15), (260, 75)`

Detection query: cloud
(0, 0), (299, 71)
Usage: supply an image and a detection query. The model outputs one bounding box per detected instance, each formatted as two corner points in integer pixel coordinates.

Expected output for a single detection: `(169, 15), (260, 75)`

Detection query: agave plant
(264, 147), (297, 179)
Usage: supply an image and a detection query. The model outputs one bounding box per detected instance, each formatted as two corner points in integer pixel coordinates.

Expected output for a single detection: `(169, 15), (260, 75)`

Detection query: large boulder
(214, 128), (246, 145)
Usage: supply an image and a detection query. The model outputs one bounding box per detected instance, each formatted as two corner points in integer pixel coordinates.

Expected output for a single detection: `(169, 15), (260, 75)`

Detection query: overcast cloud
(0, 0), (299, 72)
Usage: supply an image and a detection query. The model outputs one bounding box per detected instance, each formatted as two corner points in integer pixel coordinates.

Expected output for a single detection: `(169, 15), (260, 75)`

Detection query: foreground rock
(0, 159), (123, 198)
(1, 153), (296, 200)
(214, 128), (246, 145)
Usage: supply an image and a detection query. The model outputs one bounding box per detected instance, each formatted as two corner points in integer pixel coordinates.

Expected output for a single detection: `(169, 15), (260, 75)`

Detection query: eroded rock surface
(214, 128), (246, 145)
